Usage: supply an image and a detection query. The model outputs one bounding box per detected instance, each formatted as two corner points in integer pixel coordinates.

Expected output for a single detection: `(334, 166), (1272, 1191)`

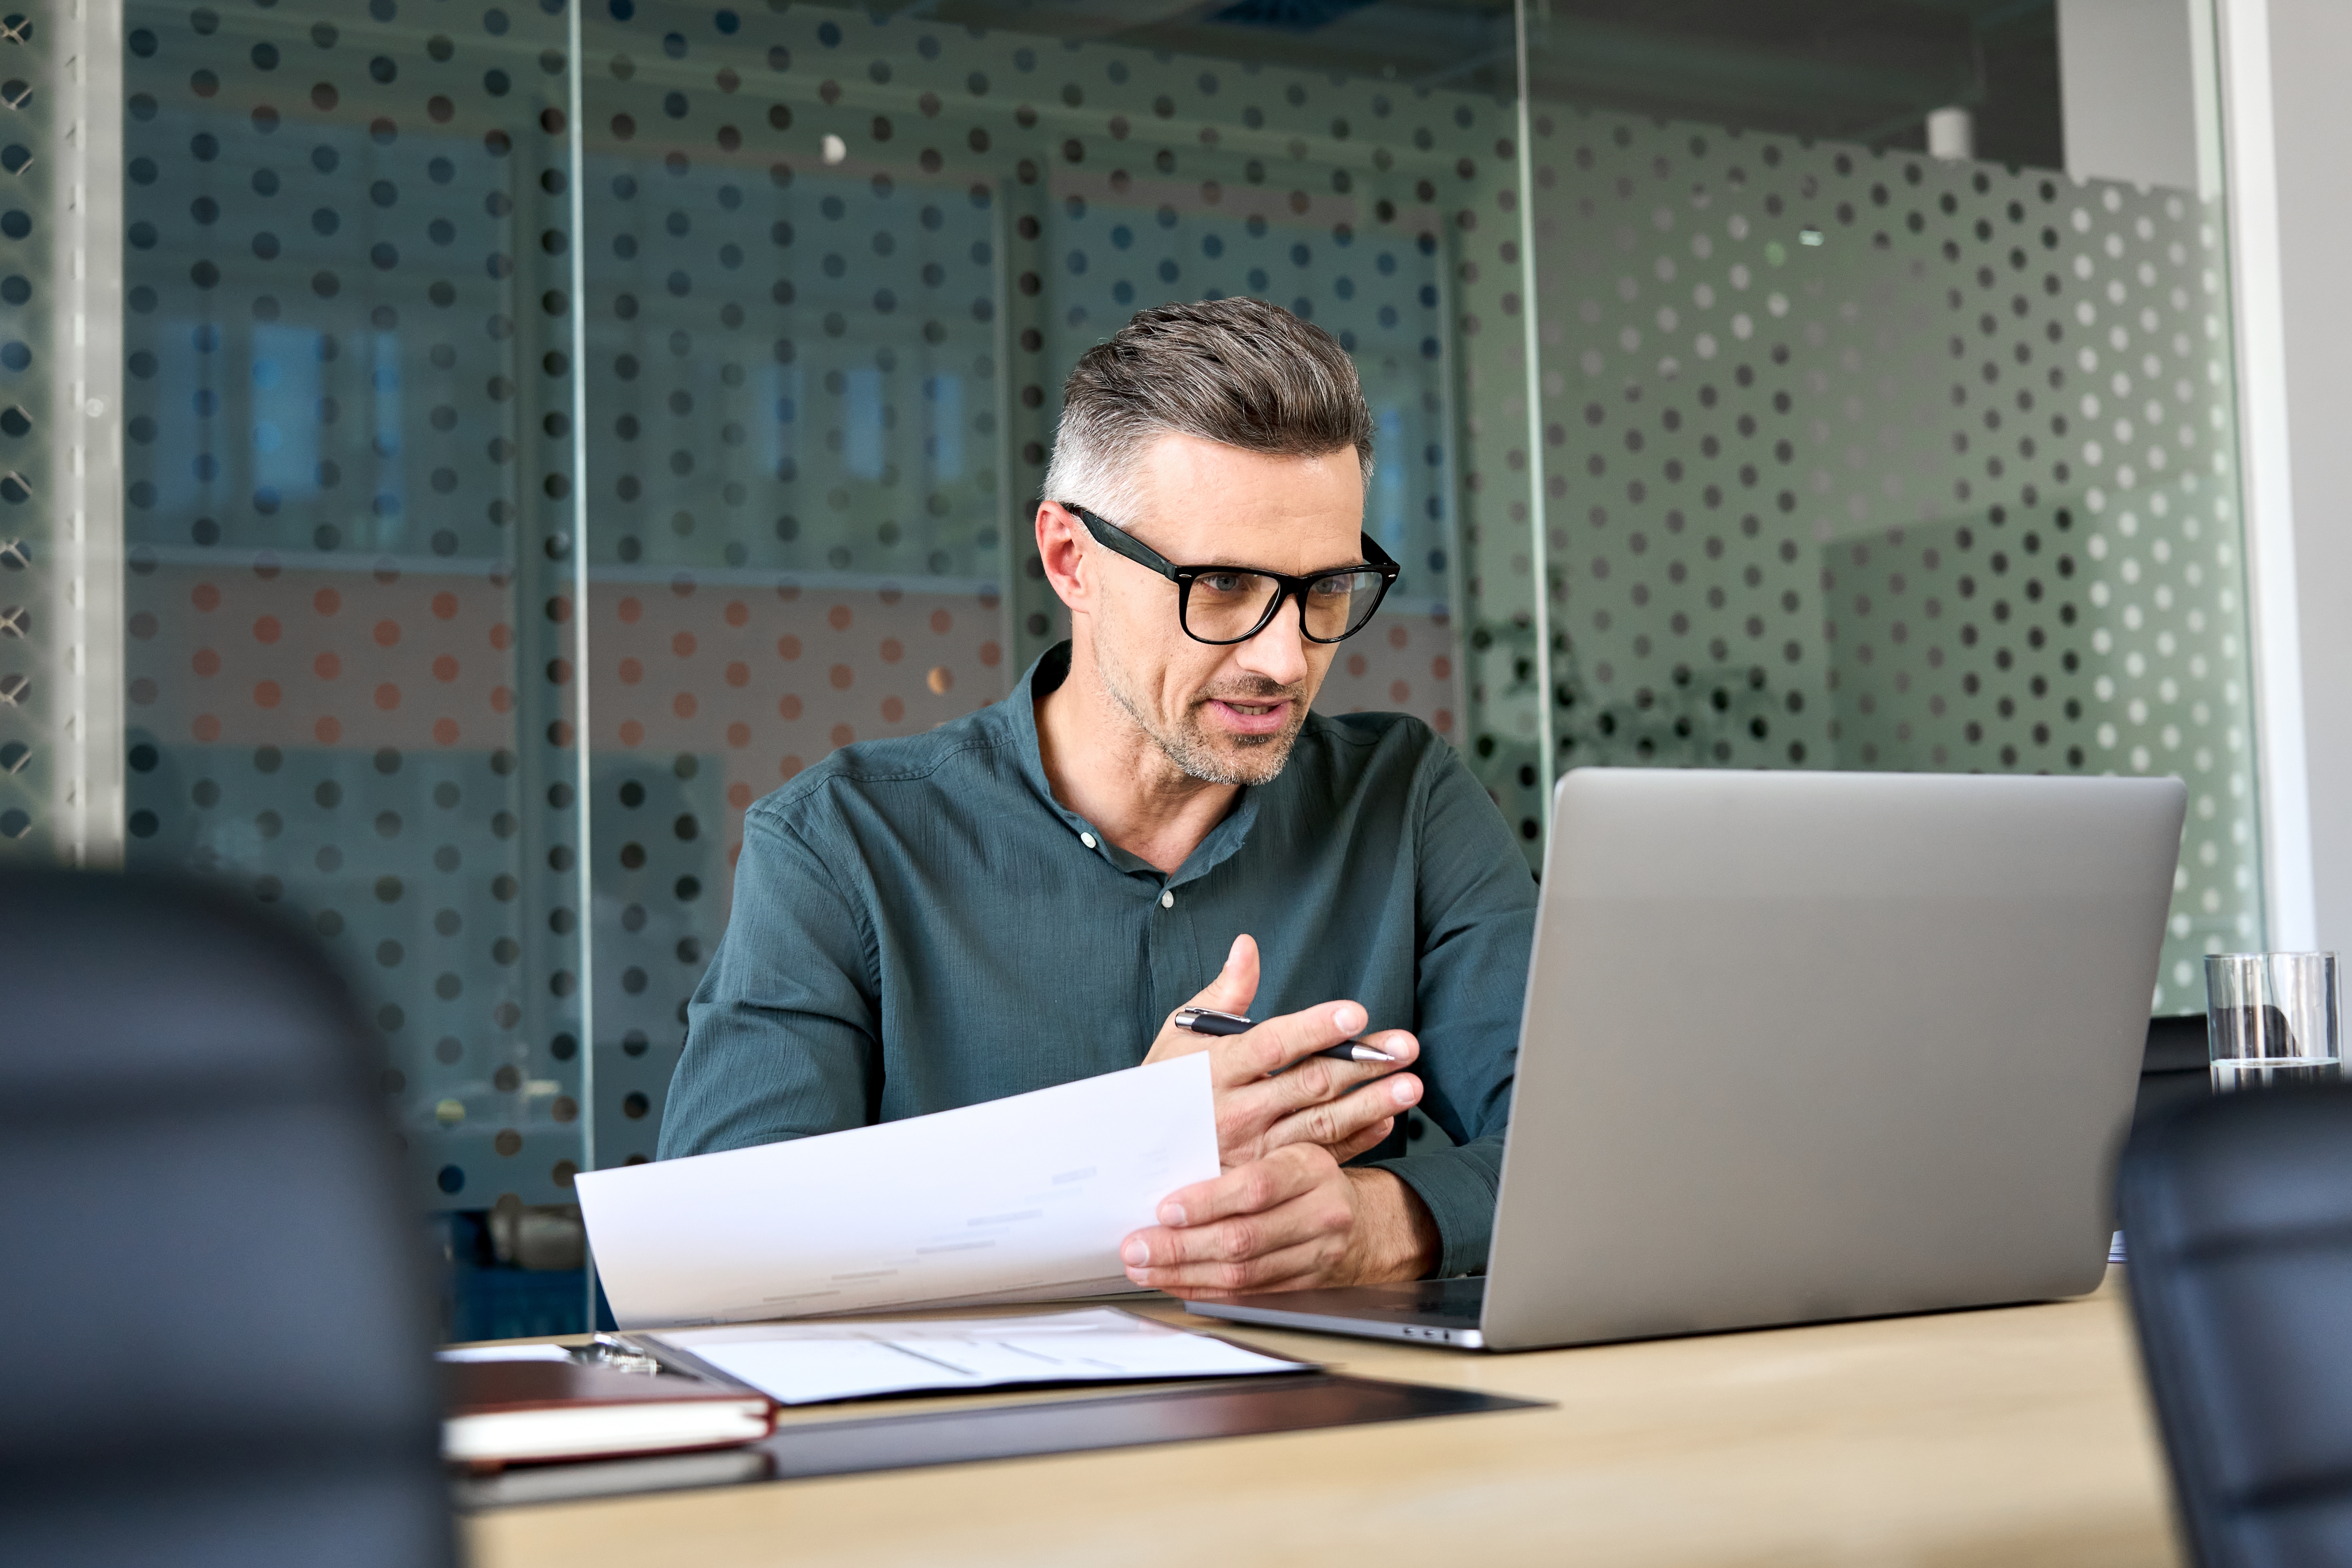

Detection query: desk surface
(465, 1269), (2181, 1568)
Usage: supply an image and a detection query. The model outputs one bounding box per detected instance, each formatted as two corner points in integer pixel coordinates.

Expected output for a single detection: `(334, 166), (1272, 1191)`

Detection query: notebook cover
(447, 1359), (766, 1415)
(445, 1361), (775, 1470)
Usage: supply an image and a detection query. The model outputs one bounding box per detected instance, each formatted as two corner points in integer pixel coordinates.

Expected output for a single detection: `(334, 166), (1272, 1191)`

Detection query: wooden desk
(465, 1269), (2181, 1568)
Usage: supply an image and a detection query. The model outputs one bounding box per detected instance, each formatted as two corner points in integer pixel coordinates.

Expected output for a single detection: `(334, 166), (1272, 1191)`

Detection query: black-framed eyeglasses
(1064, 503), (1401, 647)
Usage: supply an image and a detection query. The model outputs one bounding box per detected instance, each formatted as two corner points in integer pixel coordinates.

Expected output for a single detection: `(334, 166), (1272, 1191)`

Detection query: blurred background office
(3, 0), (2348, 1341)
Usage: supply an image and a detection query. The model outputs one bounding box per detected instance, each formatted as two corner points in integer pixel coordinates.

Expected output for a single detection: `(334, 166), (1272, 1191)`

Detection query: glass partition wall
(0, 0), (2260, 1335)
(1510, 33), (2263, 1000)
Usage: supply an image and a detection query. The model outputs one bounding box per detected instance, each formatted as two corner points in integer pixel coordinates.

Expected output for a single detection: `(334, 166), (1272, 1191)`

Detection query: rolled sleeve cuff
(1372, 1135), (1502, 1278)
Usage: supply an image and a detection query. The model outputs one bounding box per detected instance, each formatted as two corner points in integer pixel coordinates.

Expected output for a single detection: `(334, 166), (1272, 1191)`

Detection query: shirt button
(1160, 890), (1174, 909)
(1080, 832), (1097, 849)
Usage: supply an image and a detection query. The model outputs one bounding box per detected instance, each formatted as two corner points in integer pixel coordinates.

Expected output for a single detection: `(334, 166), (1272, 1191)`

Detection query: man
(660, 298), (1536, 1298)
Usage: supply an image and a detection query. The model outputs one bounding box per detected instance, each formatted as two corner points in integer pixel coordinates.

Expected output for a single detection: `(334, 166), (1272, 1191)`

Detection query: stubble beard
(1096, 632), (1310, 789)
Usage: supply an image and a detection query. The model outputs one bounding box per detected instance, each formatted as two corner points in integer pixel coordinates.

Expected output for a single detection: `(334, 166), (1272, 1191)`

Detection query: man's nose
(1234, 596), (1311, 688)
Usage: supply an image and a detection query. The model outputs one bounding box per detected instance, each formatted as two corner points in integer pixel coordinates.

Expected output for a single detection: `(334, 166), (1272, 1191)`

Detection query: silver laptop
(1194, 767), (2186, 1351)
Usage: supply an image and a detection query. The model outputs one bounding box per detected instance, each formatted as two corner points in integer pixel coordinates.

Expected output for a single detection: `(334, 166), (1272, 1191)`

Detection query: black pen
(1172, 1006), (1397, 1063)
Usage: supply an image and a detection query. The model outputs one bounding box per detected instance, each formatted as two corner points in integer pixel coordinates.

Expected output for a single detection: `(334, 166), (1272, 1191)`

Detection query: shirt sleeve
(1368, 740), (1537, 1276)
(656, 802), (881, 1159)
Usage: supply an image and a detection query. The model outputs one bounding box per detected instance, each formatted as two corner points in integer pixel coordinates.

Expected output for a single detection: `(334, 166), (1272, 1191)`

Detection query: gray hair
(1042, 298), (1376, 523)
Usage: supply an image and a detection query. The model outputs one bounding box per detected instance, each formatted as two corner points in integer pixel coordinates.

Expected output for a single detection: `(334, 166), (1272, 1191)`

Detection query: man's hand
(1126, 934), (1441, 1298)
(1144, 934), (1423, 1168)
(1120, 1149), (1441, 1300)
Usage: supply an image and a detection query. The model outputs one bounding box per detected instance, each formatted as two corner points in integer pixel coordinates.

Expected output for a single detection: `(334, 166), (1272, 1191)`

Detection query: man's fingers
(1189, 931), (1259, 1017)
(1327, 1115), (1397, 1166)
(1214, 1001), (1358, 1085)
(1121, 1150), (1354, 1292)
(1148, 974), (1419, 1172)
(1126, 1237), (1340, 1300)
(1262, 1070), (1421, 1155)
(1212, 1027), (1420, 1152)
(1121, 1191), (1344, 1273)
(1210, 1008), (1417, 1093)
(1142, 934), (1260, 1065)
(1147, 1143), (1332, 1231)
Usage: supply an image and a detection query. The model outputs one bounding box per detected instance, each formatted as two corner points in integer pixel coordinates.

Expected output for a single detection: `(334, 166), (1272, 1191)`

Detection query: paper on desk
(434, 1344), (577, 1364)
(576, 1055), (1219, 1329)
(646, 1307), (1312, 1405)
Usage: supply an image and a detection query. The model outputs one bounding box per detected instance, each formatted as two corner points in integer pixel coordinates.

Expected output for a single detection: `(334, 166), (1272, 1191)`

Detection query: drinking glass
(2204, 952), (2342, 1091)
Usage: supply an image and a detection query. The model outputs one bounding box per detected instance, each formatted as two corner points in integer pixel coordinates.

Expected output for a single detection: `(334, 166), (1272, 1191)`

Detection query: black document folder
(455, 1372), (1545, 1509)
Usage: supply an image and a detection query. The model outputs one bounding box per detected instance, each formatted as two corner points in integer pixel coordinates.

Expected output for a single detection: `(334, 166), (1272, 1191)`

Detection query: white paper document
(646, 1308), (1312, 1405)
(576, 1055), (1219, 1328)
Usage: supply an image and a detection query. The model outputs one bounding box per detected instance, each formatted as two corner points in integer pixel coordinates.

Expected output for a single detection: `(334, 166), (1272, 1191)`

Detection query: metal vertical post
(989, 183), (1019, 693)
(564, 0), (599, 1326)
(1511, 0), (1555, 839)
(52, 0), (124, 866)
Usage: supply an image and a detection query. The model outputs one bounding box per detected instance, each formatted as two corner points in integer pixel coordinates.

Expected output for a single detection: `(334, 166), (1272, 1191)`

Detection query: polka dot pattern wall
(91, 0), (2267, 1216)
(117, 0), (592, 1206)
(105, 0), (1532, 1200)
(571, 0), (1535, 1157)
(1515, 105), (2261, 1011)
(0, 10), (49, 849)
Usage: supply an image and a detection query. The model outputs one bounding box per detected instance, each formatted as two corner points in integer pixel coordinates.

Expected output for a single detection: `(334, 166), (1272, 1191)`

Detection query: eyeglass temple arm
(1070, 500), (1394, 580)
(1062, 502), (1180, 578)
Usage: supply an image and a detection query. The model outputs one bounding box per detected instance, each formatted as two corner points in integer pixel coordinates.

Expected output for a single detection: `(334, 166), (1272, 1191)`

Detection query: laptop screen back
(1481, 768), (2185, 1351)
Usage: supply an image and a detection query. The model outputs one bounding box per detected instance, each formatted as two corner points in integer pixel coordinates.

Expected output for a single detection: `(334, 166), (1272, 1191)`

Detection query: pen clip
(578, 1333), (667, 1375)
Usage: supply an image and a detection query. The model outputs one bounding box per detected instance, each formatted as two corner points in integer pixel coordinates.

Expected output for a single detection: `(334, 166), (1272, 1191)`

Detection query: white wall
(2217, 0), (2352, 954)
(2060, 0), (2210, 194)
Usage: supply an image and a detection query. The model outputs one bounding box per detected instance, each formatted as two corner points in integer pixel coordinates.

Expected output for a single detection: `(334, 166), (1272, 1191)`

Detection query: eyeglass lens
(1183, 569), (1388, 643)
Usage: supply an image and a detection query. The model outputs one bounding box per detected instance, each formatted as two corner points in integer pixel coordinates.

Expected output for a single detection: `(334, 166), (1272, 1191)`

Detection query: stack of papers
(644, 1308), (1314, 1405)
(576, 1057), (1220, 1328)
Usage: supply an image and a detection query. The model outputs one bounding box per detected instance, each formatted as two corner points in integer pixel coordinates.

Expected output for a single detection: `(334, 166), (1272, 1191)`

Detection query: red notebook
(444, 1359), (775, 1470)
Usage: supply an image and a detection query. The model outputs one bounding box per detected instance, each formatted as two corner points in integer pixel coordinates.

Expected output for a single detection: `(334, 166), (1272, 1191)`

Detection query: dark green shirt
(659, 644), (1537, 1276)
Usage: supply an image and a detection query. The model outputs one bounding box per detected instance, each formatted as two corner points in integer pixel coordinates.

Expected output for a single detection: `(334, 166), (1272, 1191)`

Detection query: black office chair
(0, 867), (454, 1567)
(2134, 1013), (2214, 1128)
(2117, 1085), (2352, 1567)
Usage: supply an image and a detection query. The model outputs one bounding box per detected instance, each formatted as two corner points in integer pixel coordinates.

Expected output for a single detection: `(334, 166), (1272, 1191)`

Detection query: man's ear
(1034, 501), (1091, 615)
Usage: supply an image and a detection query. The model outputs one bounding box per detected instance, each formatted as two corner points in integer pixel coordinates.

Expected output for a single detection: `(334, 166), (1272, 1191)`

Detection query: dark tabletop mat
(457, 1372), (1547, 1510)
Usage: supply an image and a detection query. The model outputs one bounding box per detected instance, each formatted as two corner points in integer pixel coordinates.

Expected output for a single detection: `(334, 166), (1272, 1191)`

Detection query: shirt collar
(1006, 642), (1264, 887)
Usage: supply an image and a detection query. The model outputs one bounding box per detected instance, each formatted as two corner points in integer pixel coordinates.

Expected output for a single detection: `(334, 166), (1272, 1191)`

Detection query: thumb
(1144, 936), (1262, 1066)
(1188, 933), (1260, 1017)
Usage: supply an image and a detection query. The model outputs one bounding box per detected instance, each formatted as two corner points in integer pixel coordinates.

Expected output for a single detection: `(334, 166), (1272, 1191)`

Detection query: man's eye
(1308, 576), (1351, 598)
(1198, 573), (1252, 595)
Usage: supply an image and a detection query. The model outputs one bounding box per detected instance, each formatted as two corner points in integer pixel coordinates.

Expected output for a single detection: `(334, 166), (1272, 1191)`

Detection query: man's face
(1084, 433), (1367, 787)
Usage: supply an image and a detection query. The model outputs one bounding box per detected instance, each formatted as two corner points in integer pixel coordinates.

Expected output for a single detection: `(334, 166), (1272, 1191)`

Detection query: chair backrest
(0, 867), (454, 1568)
(2129, 1015), (2214, 1146)
(2117, 1085), (2352, 1566)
